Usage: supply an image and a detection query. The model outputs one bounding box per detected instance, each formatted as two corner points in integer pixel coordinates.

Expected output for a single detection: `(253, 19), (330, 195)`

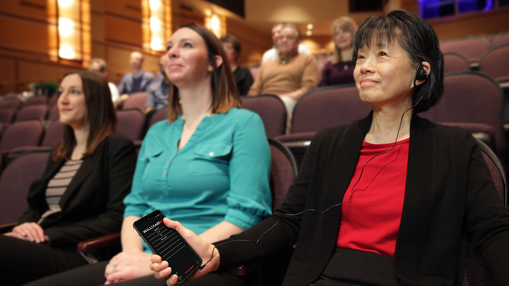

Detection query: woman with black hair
(0, 70), (137, 285)
(152, 10), (509, 286)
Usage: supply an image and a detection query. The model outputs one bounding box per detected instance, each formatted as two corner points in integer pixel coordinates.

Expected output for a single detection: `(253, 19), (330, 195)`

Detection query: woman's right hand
(5, 222), (47, 243)
(150, 218), (220, 286)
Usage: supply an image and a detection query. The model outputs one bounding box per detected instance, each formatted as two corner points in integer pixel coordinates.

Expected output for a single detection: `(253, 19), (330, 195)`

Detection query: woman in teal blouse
(25, 23), (272, 286)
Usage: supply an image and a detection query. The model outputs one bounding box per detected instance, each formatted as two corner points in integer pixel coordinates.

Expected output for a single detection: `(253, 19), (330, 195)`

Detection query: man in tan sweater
(248, 24), (319, 125)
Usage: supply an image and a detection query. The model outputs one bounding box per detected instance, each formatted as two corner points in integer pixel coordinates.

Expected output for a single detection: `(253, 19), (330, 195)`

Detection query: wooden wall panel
(0, 0), (48, 19)
(18, 60), (76, 83)
(225, 18), (272, 66)
(0, 57), (17, 84)
(0, 15), (49, 55)
(104, 0), (142, 19)
(104, 14), (143, 47)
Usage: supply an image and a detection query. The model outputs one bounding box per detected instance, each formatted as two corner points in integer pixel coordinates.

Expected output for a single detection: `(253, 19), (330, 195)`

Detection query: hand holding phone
(133, 211), (203, 284)
(150, 218), (220, 285)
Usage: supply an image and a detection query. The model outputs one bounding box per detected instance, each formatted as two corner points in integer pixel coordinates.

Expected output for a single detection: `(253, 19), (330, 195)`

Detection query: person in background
(220, 34), (254, 95)
(152, 10), (509, 286)
(117, 52), (155, 103)
(25, 22), (272, 286)
(262, 23), (311, 64)
(145, 55), (171, 114)
(0, 70), (136, 285)
(88, 58), (120, 102)
(249, 24), (319, 129)
(320, 17), (358, 86)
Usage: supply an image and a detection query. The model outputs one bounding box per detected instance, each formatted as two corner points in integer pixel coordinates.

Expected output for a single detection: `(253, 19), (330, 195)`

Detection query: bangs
(354, 16), (401, 52)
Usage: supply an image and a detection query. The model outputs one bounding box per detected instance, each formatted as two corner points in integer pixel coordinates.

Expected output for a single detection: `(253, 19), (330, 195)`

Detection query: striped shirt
(38, 160), (83, 224)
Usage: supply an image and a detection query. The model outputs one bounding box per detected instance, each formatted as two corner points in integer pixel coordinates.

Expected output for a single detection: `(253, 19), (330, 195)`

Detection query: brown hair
(53, 70), (118, 161)
(167, 22), (242, 123)
(331, 17), (358, 64)
(220, 34), (242, 61)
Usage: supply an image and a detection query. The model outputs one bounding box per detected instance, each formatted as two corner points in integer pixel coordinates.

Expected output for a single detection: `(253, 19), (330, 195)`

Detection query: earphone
(416, 65), (428, 81)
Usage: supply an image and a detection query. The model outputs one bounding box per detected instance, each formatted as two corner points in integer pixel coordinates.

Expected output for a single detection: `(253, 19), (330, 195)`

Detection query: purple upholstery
(456, 139), (506, 286)
(241, 95), (287, 138)
(291, 85), (372, 134)
(443, 52), (471, 74)
(494, 32), (509, 47)
(440, 38), (490, 64)
(22, 96), (47, 107)
(117, 109), (145, 141)
(15, 105), (48, 122)
(46, 104), (59, 122)
(268, 139), (297, 210)
(0, 151), (50, 225)
(148, 107), (168, 130)
(41, 120), (64, 148)
(420, 72), (504, 157)
(0, 120), (44, 151)
(0, 97), (22, 110)
(122, 92), (148, 111)
(482, 33), (500, 45)
(0, 108), (15, 126)
(479, 44), (509, 83)
(48, 94), (58, 107)
(250, 66), (260, 81)
(274, 132), (315, 143)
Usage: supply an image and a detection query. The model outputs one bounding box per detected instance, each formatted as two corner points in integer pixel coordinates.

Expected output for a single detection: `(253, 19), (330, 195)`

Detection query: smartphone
(133, 210), (202, 284)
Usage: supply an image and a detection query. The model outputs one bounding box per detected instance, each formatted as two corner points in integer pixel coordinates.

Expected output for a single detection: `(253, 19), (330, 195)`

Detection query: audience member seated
(220, 34), (254, 95)
(145, 56), (171, 114)
(26, 23), (272, 286)
(249, 24), (319, 123)
(117, 52), (155, 103)
(320, 17), (358, 86)
(262, 23), (311, 64)
(88, 58), (120, 102)
(152, 10), (509, 286)
(0, 71), (137, 285)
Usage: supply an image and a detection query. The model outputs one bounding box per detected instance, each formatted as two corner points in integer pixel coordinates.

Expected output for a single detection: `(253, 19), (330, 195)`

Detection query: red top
(336, 138), (410, 257)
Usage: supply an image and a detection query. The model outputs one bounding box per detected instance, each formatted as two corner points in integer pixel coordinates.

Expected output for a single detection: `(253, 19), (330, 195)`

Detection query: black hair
(353, 10), (444, 113)
(220, 34), (242, 60)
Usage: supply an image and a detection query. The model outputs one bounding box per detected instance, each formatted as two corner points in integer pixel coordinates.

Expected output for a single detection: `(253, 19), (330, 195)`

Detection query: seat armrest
(0, 222), (16, 233)
(77, 232), (121, 253)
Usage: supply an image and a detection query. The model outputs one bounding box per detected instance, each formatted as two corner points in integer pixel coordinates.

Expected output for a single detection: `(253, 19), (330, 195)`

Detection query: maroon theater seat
(22, 96), (47, 107)
(241, 95), (287, 138)
(15, 105), (48, 122)
(443, 52), (471, 74)
(440, 38), (490, 65)
(479, 44), (509, 84)
(117, 109), (145, 141)
(0, 120), (45, 152)
(122, 92), (148, 111)
(0, 97), (22, 110)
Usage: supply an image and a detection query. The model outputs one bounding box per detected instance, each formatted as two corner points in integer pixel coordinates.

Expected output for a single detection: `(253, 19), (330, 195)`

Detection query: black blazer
(18, 133), (137, 253)
(217, 114), (509, 285)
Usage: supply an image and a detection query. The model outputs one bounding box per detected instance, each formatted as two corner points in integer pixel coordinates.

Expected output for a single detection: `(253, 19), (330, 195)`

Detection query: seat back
(46, 104), (59, 122)
(41, 120), (64, 148)
(456, 139), (506, 286)
(148, 107), (168, 130)
(291, 84), (371, 134)
(494, 32), (509, 47)
(420, 71), (504, 157)
(241, 95), (287, 138)
(122, 92), (148, 110)
(250, 66), (260, 81)
(0, 108), (15, 126)
(268, 138), (298, 210)
(0, 120), (45, 151)
(440, 38), (490, 64)
(443, 52), (471, 74)
(0, 151), (50, 225)
(0, 97), (22, 110)
(479, 44), (509, 83)
(15, 105), (48, 122)
(22, 96), (47, 107)
(117, 109), (145, 141)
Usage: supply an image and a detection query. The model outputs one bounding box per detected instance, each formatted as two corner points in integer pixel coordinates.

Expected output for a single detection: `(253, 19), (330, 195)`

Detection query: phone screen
(133, 210), (202, 284)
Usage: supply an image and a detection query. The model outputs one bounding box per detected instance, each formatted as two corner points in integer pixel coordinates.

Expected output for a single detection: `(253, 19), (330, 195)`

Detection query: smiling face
(58, 74), (88, 130)
(354, 38), (417, 110)
(334, 28), (353, 51)
(165, 27), (212, 89)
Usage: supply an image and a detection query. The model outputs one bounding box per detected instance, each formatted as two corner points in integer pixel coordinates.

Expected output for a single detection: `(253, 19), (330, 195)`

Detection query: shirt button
(163, 172), (167, 176)
(167, 159), (171, 163)
(209, 152), (214, 156)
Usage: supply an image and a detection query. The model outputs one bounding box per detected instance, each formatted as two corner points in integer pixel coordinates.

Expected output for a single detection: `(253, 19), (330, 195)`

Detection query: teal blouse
(124, 108), (272, 253)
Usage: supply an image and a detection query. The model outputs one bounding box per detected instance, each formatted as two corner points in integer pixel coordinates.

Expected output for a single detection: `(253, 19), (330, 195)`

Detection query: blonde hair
(331, 17), (358, 64)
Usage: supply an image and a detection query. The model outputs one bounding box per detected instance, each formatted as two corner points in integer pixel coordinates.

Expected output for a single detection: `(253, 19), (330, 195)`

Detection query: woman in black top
(220, 34), (254, 95)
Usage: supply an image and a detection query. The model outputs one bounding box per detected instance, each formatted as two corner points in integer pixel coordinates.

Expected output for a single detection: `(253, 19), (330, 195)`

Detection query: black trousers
(24, 260), (248, 286)
(0, 235), (88, 286)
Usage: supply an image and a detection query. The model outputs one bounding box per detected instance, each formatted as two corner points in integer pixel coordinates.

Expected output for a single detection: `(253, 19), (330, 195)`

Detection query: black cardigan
(216, 114), (509, 285)
(18, 133), (137, 256)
